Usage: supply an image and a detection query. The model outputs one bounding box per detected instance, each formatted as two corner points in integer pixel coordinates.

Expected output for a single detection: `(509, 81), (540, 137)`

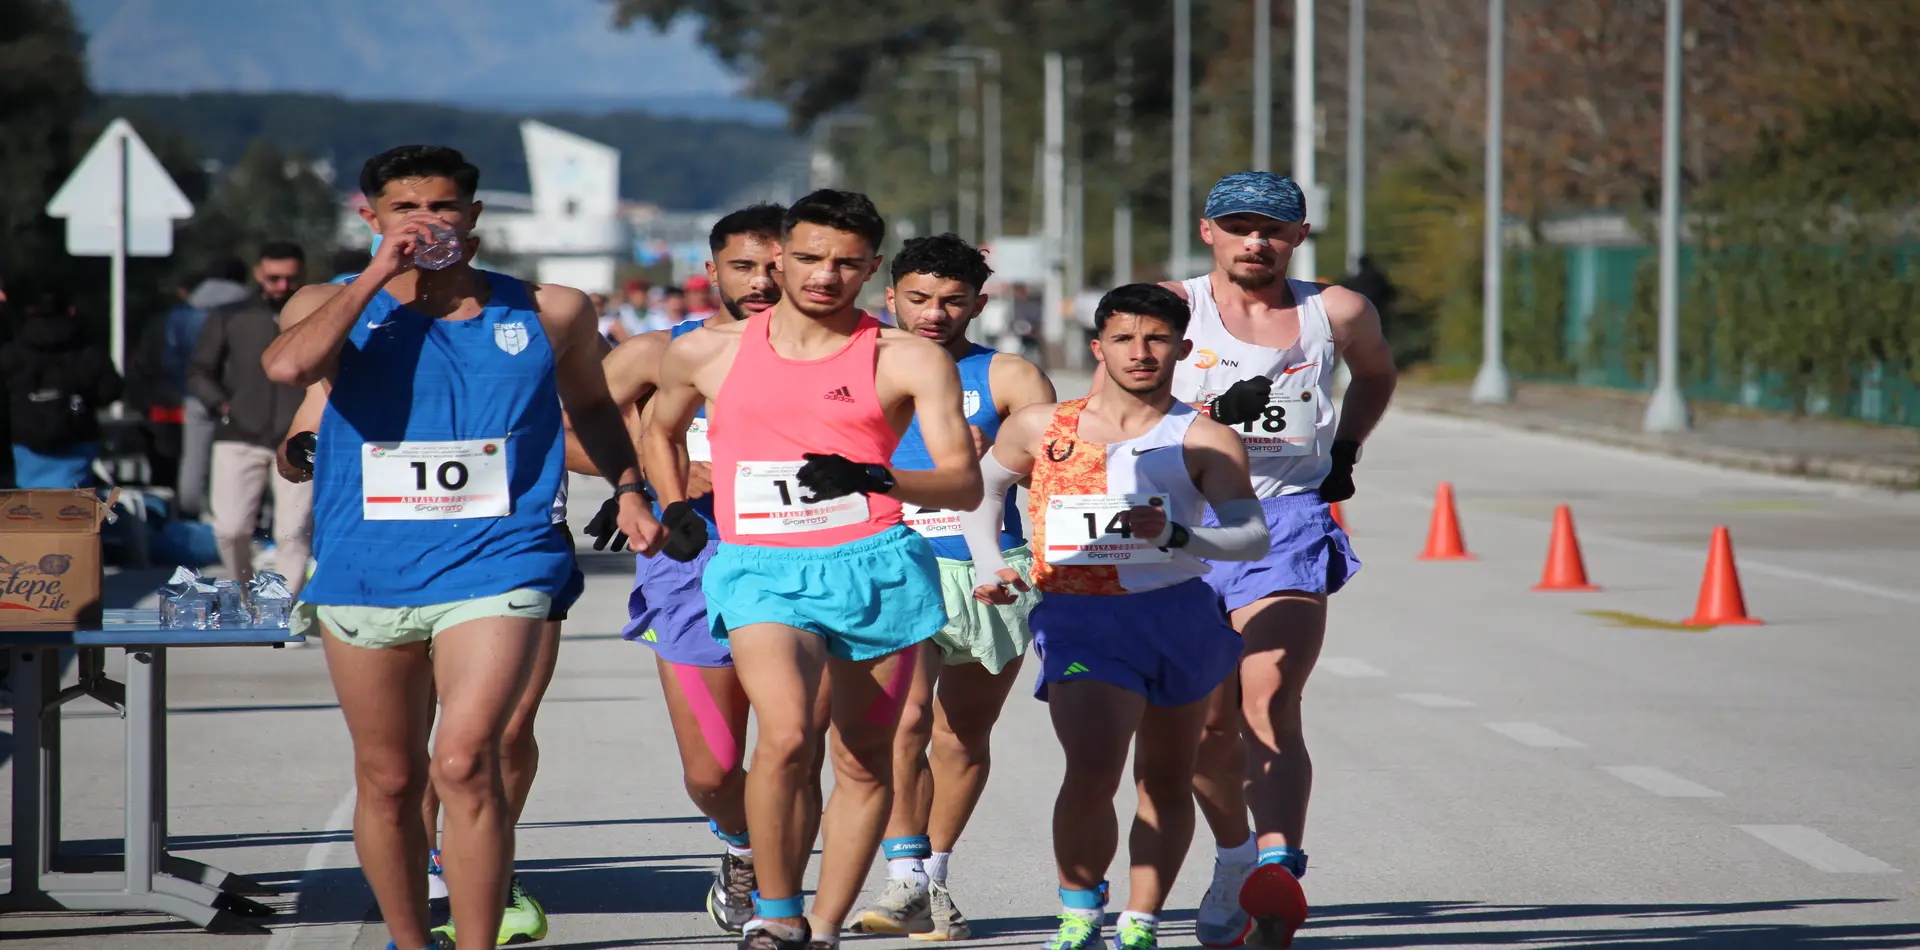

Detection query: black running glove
(1317, 440), (1361, 503)
(285, 431), (317, 475)
(660, 500), (709, 562)
(1209, 376), (1274, 426)
(582, 496), (628, 552)
(797, 453), (896, 500)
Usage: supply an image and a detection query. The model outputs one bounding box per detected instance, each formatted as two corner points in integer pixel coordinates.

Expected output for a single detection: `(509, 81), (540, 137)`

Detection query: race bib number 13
(734, 461), (870, 535)
(362, 439), (510, 520)
(1042, 494), (1172, 565)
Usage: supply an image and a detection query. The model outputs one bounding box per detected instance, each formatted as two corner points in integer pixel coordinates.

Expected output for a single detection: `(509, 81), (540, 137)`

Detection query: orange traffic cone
(1329, 501), (1347, 532)
(1533, 505), (1599, 592)
(1682, 526), (1761, 626)
(1418, 482), (1473, 560)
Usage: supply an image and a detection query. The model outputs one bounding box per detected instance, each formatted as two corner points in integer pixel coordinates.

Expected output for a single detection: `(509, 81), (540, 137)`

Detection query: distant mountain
(94, 92), (798, 211)
(70, 0), (757, 107)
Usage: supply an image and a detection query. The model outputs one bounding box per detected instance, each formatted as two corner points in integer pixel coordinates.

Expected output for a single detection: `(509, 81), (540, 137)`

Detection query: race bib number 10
(734, 461), (870, 535)
(362, 439), (510, 520)
(1042, 494), (1172, 565)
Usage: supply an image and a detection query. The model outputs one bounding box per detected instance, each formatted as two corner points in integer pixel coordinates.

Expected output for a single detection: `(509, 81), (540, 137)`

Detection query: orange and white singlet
(1026, 398), (1210, 595)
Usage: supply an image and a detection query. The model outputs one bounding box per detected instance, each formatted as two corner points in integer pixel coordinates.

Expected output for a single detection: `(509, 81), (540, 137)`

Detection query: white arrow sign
(47, 118), (194, 258)
(45, 119), (197, 401)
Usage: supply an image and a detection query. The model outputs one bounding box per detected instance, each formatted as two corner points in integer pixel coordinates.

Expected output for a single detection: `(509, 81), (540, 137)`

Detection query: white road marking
(1738, 825), (1900, 874)
(1397, 692), (1477, 708)
(1320, 657), (1388, 678)
(1601, 765), (1724, 798)
(264, 786), (363, 950)
(1483, 721), (1586, 748)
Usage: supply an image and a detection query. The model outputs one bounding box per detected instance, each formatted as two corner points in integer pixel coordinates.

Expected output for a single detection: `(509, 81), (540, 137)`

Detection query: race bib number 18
(1042, 494), (1172, 565)
(362, 439), (510, 520)
(734, 461), (870, 535)
(1233, 389), (1319, 456)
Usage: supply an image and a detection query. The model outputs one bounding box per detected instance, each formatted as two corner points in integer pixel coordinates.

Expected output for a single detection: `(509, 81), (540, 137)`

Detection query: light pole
(1345, 0), (1365, 275)
(1044, 52), (1067, 368)
(929, 56), (982, 243)
(1289, 0), (1317, 281)
(1172, 0), (1193, 278)
(1470, 0), (1513, 404)
(1254, 0), (1272, 171)
(1643, 0), (1691, 431)
(1115, 53), (1135, 286)
(947, 47), (1003, 244)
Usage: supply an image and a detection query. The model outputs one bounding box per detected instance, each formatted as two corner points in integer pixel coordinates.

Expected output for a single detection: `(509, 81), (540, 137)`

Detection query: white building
(336, 120), (630, 293)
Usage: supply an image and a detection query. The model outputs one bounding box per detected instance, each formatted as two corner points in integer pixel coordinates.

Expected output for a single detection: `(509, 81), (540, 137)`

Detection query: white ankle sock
(1117, 910), (1159, 931)
(727, 843), (753, 859)
(888, 857), (929, 889)
(924, 851), (951, 884)
(1218, 835), (1258, 865)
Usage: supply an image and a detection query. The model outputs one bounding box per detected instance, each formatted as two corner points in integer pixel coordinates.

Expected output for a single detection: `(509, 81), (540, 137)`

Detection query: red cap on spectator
(623, 278), (647, 294)
(684, 276), (711, 292)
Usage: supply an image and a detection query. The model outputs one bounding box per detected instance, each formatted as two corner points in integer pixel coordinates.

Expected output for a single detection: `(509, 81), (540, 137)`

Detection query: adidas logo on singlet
(823, 386), (856, 403)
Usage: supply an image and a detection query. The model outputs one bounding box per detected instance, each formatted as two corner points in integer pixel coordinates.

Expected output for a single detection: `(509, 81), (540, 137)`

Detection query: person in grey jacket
(174, 259), (252, 517)
(186, 242), (312, 592)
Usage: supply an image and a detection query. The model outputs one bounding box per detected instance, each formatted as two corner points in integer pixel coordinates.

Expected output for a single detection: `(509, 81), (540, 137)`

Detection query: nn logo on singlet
(823, 386), (856, 403)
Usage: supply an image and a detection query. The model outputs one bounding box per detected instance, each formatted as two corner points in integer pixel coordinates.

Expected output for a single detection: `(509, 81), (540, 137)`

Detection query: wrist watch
(614, 482), (653, 502)
(1164, 522), (1191, 550)
(864, 463), (897, 495)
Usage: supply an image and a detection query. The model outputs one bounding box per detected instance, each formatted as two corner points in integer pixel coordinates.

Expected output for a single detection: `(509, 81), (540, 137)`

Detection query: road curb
(1395, 393), (1920, 492)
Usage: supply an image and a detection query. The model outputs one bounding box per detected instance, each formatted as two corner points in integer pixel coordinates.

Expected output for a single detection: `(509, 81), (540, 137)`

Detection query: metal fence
(1501, 242), (1920, 428)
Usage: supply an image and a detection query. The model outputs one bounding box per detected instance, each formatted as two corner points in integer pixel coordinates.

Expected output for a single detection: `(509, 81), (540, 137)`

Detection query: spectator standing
(1, 290), (123, 488)
(682, 275), (718, 319)
(659, 285), (689, 327)
(186, 242), (313, 592)
(175, 259), (252, 517)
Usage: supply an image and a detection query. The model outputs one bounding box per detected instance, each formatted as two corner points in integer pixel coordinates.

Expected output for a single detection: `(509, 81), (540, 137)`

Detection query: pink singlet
(709, 309), (903, 548)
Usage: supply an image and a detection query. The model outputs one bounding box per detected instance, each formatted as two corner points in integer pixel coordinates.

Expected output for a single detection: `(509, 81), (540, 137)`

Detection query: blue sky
(72, 0), (749, 107)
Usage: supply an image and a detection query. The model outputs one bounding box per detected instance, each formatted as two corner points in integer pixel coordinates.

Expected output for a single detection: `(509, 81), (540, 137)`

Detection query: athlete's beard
(1227, 260), (1280, 290)
(721, 288), (779, 322)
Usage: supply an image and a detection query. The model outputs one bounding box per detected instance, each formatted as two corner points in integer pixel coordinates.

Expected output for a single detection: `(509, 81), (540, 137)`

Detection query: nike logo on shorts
(507, 600), (539, 610)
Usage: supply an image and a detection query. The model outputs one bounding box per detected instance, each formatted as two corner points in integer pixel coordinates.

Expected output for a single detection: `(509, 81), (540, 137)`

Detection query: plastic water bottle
(214, 580), (249, 628)
(414, 223), (464, 271)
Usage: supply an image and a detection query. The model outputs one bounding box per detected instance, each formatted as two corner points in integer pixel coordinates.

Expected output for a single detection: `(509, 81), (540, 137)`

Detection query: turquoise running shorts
(702, 524), (946, 662)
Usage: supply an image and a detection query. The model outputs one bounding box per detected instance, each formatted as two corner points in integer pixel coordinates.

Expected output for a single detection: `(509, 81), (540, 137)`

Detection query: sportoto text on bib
(903, 503), (964, 539)
(1043, 494), (1173, 565)
(362, 439), (510, 520)
(733, 461), (870, 535)
(1217, 387), (1318, 456)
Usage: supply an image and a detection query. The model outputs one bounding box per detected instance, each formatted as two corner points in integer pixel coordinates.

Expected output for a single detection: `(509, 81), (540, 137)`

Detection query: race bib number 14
(362, 439), (510, 520)
(734, 461), (870, 535)
(1042, 494), (1172, 565)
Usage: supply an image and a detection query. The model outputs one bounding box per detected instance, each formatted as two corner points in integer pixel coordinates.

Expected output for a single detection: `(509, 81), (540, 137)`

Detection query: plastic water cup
(414, 223), (464, 271)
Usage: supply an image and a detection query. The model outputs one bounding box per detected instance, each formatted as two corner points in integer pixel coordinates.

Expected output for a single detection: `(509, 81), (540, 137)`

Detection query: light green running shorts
(291, 589), (552, 649)
(930, 544), (1039, 675)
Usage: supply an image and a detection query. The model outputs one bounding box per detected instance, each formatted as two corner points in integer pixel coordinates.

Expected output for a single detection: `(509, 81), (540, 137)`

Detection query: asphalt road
(6, 401), (1920, 948)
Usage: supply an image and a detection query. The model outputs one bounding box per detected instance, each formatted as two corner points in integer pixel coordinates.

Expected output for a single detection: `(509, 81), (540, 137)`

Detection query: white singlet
(1170, 275), (1336, 498)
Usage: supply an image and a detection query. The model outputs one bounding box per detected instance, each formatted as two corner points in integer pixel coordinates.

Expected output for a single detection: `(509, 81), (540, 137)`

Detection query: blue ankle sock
(752, 890), (806, 919)
(881, 834), (932, 860)
(709, 818), (751, 849)
(1256, 846), (1309, 879)
(1059, 883), (1107, 911)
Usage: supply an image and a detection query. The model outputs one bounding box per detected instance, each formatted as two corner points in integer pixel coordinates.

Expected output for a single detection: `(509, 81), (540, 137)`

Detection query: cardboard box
(0, 490), (109, 631)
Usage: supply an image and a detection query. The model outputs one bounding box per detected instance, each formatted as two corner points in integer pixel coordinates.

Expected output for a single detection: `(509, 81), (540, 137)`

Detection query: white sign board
(46, 118), (194, 258)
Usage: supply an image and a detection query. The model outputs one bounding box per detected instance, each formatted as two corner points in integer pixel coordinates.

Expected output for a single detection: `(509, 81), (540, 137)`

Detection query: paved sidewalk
(1389, 380), (1920, 491)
